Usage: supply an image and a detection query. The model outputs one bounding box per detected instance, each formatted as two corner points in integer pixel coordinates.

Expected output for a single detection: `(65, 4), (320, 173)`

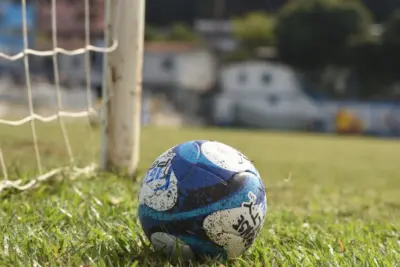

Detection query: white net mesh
(0, 0), (120, 193)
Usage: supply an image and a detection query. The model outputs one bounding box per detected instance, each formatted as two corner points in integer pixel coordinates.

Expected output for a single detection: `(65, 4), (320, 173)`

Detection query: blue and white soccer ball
(138, 140), (267, 259)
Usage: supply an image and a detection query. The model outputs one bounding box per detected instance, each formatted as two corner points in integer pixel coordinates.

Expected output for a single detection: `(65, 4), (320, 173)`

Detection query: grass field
(0, 124), (399, 266)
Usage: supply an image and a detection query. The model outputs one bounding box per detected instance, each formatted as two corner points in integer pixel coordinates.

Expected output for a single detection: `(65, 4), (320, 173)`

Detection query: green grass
(0, 123), (399, 266)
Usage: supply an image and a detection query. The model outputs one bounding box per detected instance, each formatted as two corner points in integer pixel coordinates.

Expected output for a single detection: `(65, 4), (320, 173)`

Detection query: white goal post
(0, 0), (145, 193)
(102, 0), (145, 175)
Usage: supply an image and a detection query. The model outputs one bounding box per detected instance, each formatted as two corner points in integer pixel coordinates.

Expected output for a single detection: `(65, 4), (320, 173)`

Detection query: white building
(194, 19), (238, 53)
(143, 42), (217, 92)
(214, 61), (324, 130)
(50, 41), (217, 93)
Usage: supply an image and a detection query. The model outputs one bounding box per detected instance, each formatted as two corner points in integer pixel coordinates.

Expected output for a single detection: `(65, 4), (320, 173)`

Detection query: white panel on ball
(139, 149), (178, 211)
(201, 141), (254, 172)
(203, 191), (266, 258)
(139, 170), (178, 211)
(150, 232), (194, 259)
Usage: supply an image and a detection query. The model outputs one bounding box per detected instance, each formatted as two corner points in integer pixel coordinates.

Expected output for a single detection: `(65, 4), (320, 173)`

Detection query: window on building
(162, 57), (174, 71)
(261, 72), (272, 85)
(238, 71), (247, 84)
(267, 94), (279, 105)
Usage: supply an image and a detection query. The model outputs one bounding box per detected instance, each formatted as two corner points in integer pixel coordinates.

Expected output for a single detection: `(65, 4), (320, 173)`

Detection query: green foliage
(382, 10), (400, 46)
(354, 10), (400, 90)
(337, 1), (375, 45)
(348, 42), (390, 97)
(275, 0), (373, 69)
(222, 49), (253, 63)
(168, 23), (199, 42)
(363, 0), (400, 22)
(144, 25), (166, 42)
(145, 23), (200, 43)
(233, 12), (275, 53)
(382, 9), (400, 73)
(0, 124), (399, 265)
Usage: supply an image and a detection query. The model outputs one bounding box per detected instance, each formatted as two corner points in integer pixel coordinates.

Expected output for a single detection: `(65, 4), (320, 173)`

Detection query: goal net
(0, 0), (144, 193)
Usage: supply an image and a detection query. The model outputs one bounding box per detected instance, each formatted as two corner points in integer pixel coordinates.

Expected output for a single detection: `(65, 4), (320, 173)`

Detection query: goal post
(0, 0), (145, 193)
(101, 0), (145, 176)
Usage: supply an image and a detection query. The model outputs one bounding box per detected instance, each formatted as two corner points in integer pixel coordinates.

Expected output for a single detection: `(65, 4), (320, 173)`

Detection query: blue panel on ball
(176, 140), (238, 181)
(176, 166), (224, 190)
(175, 140), (200, 164)
(138, 172), (263, 221)
(174, 140), (236, 187)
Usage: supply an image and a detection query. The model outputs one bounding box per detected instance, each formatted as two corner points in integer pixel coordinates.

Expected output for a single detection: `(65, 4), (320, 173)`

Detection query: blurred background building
(0, 0), (400, 136)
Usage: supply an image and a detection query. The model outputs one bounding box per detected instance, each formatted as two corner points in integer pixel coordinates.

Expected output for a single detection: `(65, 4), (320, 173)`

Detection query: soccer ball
(138, 140), (267, 259)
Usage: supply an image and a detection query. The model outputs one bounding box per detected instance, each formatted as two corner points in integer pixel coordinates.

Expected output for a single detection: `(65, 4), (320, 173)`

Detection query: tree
(381, 9), (400, 80)
(362, 0), (400, 23)
(145, 23), (200, 43)
(167, 23), (200, 42)
(382, 9), (400, 55)
(275, 0), (372, 69)
(145, 25), (166, 41)
(232, 12), (275, 53)
(384, 10), (400, 40)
